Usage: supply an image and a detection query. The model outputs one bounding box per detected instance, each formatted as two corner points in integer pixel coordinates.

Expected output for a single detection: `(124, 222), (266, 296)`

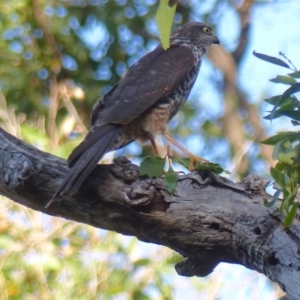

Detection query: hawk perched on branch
(49, 22), (219, 206)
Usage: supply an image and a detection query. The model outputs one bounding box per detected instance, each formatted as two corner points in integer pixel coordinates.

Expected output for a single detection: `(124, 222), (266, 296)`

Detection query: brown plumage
(47, 22), (219, 206)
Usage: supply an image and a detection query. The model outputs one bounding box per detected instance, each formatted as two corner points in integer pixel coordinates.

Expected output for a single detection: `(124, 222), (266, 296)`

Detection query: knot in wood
(123, 180), (156, 206)
(111, 156), (139, 183)
(3, 152), (33, 188)
(243, 174), (270, 195)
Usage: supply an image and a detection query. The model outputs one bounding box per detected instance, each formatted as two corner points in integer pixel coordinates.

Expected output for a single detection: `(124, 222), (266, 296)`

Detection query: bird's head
(171, 22), (220, 51)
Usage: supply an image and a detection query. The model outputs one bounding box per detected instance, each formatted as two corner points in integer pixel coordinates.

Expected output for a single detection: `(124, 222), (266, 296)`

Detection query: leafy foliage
(255, 51), (300, 227)
(165, 165), (178, 193)
(140, 154), (225, 194)
(140, 156), (166, 178)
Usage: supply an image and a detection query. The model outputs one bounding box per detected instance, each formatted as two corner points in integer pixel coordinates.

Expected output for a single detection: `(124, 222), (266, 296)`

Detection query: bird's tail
(46, 126), (119, 207)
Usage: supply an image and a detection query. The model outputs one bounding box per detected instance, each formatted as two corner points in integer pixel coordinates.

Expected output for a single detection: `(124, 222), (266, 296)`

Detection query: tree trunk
(0, 127), (299, 300)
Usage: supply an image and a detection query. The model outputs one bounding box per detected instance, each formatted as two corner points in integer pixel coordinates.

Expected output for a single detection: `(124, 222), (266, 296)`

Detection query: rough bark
(0, 127), (300, 300)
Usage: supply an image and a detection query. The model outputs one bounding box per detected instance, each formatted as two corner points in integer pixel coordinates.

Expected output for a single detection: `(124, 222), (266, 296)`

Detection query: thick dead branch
(0, 127), (300, 299)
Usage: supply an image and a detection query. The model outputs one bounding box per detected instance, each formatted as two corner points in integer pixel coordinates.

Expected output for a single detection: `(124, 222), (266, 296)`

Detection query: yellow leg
(149, 137), (159, 156)
(163, 133), (209, 170)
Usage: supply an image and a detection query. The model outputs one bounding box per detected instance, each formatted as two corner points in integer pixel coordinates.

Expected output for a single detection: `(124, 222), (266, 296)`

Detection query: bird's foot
(188, 154), (209, 171)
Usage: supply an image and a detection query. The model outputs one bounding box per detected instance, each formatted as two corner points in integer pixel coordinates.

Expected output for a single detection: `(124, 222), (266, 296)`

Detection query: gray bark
(0, 127), (299, 300)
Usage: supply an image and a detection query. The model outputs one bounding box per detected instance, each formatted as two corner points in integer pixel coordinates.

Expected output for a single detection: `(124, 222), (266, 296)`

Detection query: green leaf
(264, 95), (281, 106)
(0, 234), (16, 249)
(270, 167), (285, 187)
(270, 75), (297, 85)
(278, 110), (300, 122)
(133, 258), (151, 267)
(278, 151), (295, 165)
(288, 70), (300, 78)
(267, 83), (300, 120)
(253, 51), (291, 69)
(156, 0), (177, 50)
(292, 143), (300, 164)
(194, 162), (224, 174)
(291, 120), (300, 126)
(283, 202), (298, 228)
(164, 166), (178, 193)
(139, 156), (165, 178)
(260, 132), (299, 145)
(170, 156), (190, 169)
(264, 95), (298, 107)
(278, 82), (300, 107)
(264, 109), (300, 121)
(272, 138), (296, 163)
(38, 253), (62, 271)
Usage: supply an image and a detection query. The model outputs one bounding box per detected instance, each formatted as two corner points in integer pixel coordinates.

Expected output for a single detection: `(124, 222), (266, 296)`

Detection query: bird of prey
(48, 22), (219, 206)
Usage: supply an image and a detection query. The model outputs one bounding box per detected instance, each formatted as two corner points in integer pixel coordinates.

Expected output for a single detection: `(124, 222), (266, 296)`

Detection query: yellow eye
(203, 27), (212, 35)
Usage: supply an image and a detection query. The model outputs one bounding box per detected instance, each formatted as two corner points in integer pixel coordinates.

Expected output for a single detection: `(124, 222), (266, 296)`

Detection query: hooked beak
(213, 36), (220, 44)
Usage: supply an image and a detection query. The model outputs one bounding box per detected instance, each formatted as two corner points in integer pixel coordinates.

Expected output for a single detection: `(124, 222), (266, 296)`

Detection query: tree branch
(0, 127), (300, 299)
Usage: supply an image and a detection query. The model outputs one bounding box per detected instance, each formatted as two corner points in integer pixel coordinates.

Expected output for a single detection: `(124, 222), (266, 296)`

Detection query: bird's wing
(98, 45), (196, 125)
(91, 84), (119, 126)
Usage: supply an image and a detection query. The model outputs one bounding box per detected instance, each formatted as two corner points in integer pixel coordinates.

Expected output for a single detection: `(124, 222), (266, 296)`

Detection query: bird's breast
(139, 104), (170, 137)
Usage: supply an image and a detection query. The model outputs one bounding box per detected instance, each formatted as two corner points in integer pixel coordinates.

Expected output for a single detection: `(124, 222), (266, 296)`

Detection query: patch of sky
(118, 25), (133, 45)
(56, 5), (68, 18)
(174, 13), (182, 24)
(145, 18), (158, 37)
(33, 28), (43, 38)
(23, 51), (33, 60)
(145, 39), (159, 52)
(125, 7), (135, 19)
(116, 61), (127, 76)
(126, 38), (143, 56)
(9, 41), (23, 53)
(8, 211), (31, 229)
(89, 0), (102, 5)
(125, 141), (142, 156)
(191, 61), (224, 118)
(100, 85), (113, 96)
(68, 16), (80, 30)
(215, 5), (240, 52)
(72, 0), (87, 7)
(116, 0), (127, 5)
(95, 0), (107, 5)
(127, 56), (138, 67)
(3, 27), (23, 40)
(77, 228), (89, 239)
(90, 48), (105, 61)
(143, 285), (163, 299)
(62, 55), (78, 71)
(135, 4), (149, 16)
(44, 5), (55, 16)
(78, 17), (108, 52)
(190, 0), (216, 15)
(95, 63), (111, 80)
(144, 0), (156, 5)
(37, 68), (48, 79)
